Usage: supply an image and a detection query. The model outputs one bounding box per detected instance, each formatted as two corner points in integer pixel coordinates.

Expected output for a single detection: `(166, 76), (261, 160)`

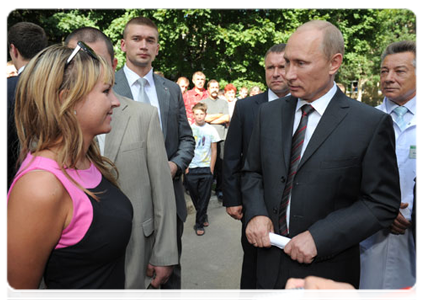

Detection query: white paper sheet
(269, 232), (291, 249)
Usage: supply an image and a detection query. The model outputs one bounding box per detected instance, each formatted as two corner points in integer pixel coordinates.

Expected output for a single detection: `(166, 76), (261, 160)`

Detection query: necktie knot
(394, 106), (408, 117)
(393, 106), (408, 131)
(138, 77), (148, 88)
(137, 77), (150, 104)
(301, 104), (315, 117)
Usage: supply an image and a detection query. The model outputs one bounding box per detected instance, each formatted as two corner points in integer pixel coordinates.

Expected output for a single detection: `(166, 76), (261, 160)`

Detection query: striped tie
(279, 104), (315, 236)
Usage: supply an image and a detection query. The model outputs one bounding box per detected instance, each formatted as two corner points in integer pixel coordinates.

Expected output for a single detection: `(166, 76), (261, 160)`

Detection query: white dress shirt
(123, 65), (162, 127)
(268, 89), (290, 102)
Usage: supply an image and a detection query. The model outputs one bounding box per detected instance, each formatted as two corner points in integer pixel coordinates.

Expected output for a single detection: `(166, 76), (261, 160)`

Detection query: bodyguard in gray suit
(113, 17), (195, 289)
(66, 27), (182, 289)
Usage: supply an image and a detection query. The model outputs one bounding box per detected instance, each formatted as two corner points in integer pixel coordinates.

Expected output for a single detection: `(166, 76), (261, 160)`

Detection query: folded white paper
(269, 232), (291, 249)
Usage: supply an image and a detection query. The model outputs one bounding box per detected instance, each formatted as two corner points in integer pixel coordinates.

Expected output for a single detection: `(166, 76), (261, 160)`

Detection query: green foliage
(8, 9), (415, 105)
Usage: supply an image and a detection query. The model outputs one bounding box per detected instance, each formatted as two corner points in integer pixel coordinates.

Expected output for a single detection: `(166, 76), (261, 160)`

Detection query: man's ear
(10, 44), (19, 59)
(112, 57), (118, 71)
(329, 53), (343, 75)
(120, 39), (126, 52)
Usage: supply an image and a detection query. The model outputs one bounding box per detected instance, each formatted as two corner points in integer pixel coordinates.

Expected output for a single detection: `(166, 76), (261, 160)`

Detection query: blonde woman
(7, 43), (133, 289)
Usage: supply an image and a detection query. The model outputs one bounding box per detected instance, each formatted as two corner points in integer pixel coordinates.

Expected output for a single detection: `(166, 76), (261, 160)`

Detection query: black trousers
(185, 167), (214, 229)
(161, 216), (184, 289)
(214, 141), (224, 194)
(240, 217), (258, 289)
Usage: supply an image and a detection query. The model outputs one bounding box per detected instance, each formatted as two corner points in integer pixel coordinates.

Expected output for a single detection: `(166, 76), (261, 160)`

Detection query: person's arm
(210, 114), (230, 124)
(183, 92), (193, 125)
(210, 142), (217, 174)
(205, 113), (223, 123)
(390, 202), (412, 234)
(241, 105), (273, 248)
(286, 276), (355, 289)
(169, 89), (195, 177)
(145, 108), (178, 287)
(222, 102), (244, 219)
(8, 171), (71, 289)
(308, 113), (401, 259)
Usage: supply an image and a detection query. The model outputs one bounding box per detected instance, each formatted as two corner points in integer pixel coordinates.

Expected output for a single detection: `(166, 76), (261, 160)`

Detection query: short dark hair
(207, 79), (219, 89)
(381, 40), (416, 67)
(65, 27), (115, 63)
(265, 43), (286, 60)
(8, 22), (48, 60)
(123, 17), (159, 40)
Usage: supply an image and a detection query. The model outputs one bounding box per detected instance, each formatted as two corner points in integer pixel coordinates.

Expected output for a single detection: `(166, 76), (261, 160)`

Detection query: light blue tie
(137, 77), (150, 104)
(393, 106), (408, 131)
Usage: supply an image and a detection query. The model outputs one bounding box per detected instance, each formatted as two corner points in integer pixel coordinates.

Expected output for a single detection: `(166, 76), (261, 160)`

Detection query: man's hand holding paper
(245, 216), (274, 248)
(284, 231), (317, 264)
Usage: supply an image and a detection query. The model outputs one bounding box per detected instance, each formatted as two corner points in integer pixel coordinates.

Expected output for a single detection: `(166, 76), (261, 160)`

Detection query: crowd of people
(7, 16), (415, 291)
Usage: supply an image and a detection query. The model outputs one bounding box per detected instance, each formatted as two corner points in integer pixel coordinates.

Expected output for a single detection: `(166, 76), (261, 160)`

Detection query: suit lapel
(298, 90), (349, 169)
(104, 99), (131, 162)
(114, 69), (134, 100)
(251, 91), (268, 121)
(154, 74), (170, 138)
(282, 96), (298, 169)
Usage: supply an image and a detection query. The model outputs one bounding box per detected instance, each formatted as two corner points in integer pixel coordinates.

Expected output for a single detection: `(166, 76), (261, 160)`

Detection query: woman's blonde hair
(15, 44), (118, 199)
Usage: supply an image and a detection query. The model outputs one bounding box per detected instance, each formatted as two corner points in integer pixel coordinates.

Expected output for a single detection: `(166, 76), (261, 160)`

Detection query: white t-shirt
(189, 123), (221, 168)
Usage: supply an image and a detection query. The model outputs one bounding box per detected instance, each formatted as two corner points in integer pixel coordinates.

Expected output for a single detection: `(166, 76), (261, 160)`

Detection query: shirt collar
(384, 96), (416, 116)
(268, 89), (278, 101)
(124, 64), (154, 87)
(268, 89), (290, 102)
(296, 81), (337, 116)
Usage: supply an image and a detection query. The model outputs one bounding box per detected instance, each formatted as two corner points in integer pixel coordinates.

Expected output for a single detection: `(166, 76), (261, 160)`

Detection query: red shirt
(183, 88), (209, 124)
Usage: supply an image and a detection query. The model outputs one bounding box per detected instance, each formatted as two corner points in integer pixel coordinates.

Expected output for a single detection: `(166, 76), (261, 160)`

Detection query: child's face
(193, 109), (206, 126)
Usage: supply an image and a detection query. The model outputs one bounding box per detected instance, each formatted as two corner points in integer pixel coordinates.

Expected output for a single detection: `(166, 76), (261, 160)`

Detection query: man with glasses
(65, 27), (180, 289)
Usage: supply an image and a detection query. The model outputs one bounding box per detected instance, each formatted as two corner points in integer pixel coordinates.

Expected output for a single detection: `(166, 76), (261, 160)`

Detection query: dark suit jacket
(411, 173), (420, 264)
(222, 90), (269, 207)
(241, 88), (401, 288)
(7, 75), (20, 189)
(113, 69), (195, 222)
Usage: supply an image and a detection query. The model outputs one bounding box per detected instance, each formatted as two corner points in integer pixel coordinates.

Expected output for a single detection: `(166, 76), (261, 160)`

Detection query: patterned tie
(279, 104), (315, 236)
(137, 77), (150, 104)
(393, 106), (408, 131)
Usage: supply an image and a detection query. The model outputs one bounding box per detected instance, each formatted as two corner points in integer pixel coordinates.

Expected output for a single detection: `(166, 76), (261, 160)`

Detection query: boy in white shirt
(185, 103), (221, 236)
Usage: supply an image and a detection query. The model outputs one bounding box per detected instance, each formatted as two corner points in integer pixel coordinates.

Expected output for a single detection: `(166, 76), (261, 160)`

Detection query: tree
(8, 9), (415, 105)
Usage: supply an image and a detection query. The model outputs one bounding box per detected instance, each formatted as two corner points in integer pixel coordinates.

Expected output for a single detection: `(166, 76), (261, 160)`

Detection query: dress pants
(161, 216), (184, 289)
(240, 217), (257, 288)
(184, 167), (214, 229)
(214, 141), (224, 195)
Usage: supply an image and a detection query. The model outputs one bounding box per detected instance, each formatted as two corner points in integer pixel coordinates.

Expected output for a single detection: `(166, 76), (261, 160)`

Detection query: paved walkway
(181, 193), (243, 289)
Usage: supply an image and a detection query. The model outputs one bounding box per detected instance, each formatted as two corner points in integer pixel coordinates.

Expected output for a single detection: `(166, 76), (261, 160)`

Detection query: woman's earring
(74, 110), (77, 115)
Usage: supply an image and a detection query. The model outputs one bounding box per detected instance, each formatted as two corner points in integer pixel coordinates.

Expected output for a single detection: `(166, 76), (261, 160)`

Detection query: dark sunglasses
(65, 41), (99, 68)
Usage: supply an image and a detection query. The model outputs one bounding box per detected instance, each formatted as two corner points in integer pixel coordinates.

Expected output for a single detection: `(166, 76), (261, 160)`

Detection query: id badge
(409, 145), (416, 159)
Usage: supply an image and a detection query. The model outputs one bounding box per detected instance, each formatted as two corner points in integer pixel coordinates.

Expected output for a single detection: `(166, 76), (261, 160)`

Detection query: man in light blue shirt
(360, 40), (416, 289)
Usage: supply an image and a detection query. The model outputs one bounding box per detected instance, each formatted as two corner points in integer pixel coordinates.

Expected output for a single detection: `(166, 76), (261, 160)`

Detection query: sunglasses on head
(65, 41), (98, 68)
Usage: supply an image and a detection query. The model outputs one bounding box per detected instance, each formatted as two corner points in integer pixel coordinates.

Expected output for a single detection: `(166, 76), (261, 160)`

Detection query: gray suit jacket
(242, 89), (400, 288)
(114, 69), (195, 222)
(105, 96), (178, 288)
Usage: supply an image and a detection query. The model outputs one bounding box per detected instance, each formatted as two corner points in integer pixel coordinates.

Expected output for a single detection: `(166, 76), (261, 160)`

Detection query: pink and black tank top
(8, 153), (133, 289)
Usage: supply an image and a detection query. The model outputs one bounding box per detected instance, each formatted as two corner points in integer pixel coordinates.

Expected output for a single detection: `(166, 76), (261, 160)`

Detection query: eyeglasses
(65, 41), (99, 68)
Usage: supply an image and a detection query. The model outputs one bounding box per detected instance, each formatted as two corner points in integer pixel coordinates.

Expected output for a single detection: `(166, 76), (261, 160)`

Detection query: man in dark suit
(113, 16), (194, 289)
(7, 22), (48, 188)
(222, 43), (289, 288)
(242, 20), (400, 289)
